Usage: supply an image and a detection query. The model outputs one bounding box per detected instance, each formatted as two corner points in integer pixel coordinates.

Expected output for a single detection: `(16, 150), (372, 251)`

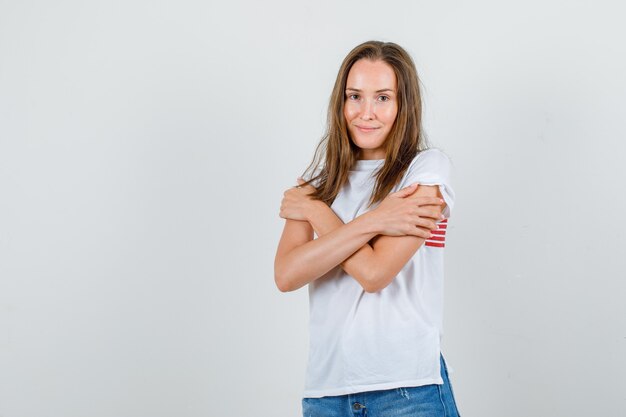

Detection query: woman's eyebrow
(345, 87), (395, 93)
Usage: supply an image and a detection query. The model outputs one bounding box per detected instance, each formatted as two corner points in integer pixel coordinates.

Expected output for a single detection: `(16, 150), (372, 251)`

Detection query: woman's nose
(360, 100), (374, 120)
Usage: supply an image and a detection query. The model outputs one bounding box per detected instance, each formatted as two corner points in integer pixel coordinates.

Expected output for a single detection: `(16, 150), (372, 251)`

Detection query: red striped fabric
(425, 219), (448, 248)
(425, 241), (445, 248)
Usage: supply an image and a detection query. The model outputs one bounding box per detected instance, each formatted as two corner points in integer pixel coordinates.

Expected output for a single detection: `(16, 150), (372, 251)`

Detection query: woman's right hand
(367, 183), (445, 238)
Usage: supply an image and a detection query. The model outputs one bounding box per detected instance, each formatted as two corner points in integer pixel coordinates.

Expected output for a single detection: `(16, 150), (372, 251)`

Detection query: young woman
(274, 41), (461, 417)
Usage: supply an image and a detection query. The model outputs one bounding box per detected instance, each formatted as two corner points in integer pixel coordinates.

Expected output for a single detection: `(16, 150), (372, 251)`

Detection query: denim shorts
(302, 354), (461, 417)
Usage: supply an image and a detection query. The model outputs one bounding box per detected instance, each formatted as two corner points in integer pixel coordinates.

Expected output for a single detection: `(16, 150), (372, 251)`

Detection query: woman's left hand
(279, 178), (318, 221)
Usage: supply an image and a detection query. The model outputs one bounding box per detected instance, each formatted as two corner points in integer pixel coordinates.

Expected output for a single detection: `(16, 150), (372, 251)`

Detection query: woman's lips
(355, 125), (379, 133)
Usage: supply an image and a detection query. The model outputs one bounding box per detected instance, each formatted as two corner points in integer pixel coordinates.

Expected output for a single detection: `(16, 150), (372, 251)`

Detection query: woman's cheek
(344, 102), (358, 120)
(382, 104), (398, 122)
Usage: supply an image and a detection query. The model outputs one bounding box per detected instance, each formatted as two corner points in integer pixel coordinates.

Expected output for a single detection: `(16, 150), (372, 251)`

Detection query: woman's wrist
(355, 210), (382, 236)
(305, 199), (329, 223)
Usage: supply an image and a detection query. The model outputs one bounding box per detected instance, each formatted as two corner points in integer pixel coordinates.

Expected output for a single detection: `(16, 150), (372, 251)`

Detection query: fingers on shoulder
(413, 185), (447, 213)
(414, 184), (441, 197)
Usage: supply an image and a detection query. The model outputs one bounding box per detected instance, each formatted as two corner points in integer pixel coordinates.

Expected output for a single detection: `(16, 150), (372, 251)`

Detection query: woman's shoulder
(412, 148), (450, 161)
(301, 165), (324, 188)
(407, 148), (452, 171)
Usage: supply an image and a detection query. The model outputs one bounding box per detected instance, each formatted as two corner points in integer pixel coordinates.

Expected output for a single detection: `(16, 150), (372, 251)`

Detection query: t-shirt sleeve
(300, 166), (323, 189)
(400, 149), (455, 219)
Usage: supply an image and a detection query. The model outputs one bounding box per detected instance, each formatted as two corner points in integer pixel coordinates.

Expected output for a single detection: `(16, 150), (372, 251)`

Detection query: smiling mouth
(355, 125), (379, 132)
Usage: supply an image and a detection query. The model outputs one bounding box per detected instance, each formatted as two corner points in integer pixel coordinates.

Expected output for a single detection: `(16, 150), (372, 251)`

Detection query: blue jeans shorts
(302, 354), (461, 417)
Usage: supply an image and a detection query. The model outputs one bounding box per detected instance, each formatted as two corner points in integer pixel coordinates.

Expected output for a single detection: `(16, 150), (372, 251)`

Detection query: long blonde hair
(302, 40), (428, 207)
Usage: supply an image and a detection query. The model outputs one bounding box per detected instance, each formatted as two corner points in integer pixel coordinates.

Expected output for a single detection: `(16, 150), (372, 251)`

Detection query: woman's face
(343, 59), (398, 160)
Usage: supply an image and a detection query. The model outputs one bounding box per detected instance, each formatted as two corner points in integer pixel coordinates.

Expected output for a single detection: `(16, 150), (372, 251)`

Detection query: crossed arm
(274, 181), (445, 293)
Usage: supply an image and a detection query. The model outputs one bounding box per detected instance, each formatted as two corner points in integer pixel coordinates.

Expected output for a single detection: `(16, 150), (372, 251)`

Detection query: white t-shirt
(302, 148), (455, 398)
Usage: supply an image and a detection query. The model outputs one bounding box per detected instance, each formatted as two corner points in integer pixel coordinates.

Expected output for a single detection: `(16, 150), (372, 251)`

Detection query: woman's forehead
(346, 59), (397, 92)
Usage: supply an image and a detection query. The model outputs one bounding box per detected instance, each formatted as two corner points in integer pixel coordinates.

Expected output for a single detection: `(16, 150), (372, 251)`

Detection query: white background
(1, 1), (625, 416)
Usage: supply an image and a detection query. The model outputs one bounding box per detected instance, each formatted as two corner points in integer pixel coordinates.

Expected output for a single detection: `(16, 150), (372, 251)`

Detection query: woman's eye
(378, 95), (390, 102)
(347, 94), (360, 100)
